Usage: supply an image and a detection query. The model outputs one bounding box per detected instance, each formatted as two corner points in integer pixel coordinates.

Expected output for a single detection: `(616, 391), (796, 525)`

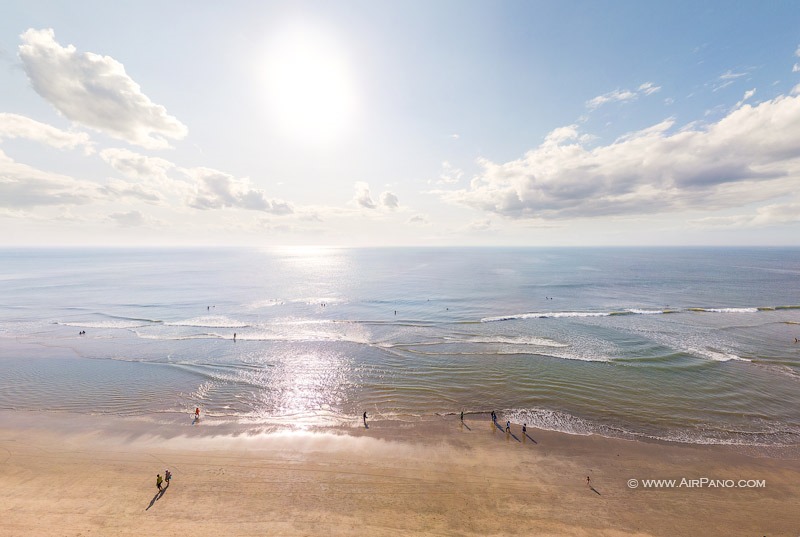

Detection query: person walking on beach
(195, 407), (200, 419)
(363, 411), (368, 428)
(165, 469), (171, 486)
(522, 423), (527, 443)
(460, 411), (464, 423)
(156, 474), (163, 491)
(491, 411), (496, 423)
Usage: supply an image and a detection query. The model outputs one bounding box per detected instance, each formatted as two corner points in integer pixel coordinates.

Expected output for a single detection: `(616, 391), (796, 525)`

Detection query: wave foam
(59, 320), (152, 329)
(697, 308), (759, 313)
(482, 311), (611, 322)
(166, 316), (250, 328)
(686, 347), (750, 362)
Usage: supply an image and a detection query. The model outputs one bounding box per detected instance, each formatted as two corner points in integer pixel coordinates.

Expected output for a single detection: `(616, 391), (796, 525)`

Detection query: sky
(2, 0), (800, 247)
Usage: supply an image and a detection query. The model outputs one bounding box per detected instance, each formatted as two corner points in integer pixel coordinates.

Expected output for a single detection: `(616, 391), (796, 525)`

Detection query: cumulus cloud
(351, 182), (399, 211)
(0, 113), (93, 152)
(407, 214), (429, 225)
(0, 149), (103, 208)
(18, 28), (187, 149)
(188, 167), (293, 214)
(380, 191), (399, 209)
(100, 148), (175, 181)
(352, 181), (376, 209)
(586, 82), (661, 110)
(440, 93), (800, 220)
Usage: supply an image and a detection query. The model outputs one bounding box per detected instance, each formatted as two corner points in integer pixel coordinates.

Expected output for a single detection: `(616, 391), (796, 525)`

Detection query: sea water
(1, 246), (798, 445)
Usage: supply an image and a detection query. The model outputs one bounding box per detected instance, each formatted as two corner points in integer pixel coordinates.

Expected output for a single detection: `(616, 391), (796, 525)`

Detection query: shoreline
(1, 411), (798, 536)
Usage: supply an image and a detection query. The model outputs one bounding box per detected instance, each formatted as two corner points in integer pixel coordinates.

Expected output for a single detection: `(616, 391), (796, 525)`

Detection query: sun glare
(263, 24), (357, 143)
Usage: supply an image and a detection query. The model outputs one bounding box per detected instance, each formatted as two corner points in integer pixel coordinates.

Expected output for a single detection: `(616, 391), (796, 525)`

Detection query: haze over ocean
(1, 247), (798, 446)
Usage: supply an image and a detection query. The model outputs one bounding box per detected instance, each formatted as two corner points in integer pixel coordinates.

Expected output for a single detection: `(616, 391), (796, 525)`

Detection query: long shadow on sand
(460, 421), (472, 431)
(146, 484), (169, 511)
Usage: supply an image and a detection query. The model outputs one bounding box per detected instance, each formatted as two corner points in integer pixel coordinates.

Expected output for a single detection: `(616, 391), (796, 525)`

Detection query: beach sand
(1, 413), (798, 536)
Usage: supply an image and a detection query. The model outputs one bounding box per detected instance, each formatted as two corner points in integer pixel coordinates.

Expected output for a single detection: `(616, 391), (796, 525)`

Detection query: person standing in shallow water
(363, 411), (368, 428)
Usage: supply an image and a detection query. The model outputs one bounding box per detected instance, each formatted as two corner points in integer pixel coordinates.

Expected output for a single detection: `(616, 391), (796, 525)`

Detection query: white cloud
(586, 82), (661, 110)
(720, 70), (747, 80)
(407, 214), (429, 225)
(352, 181), (376, 209)
(713, 70), (750, 92)
(793, 43), (800, 70)
(638, 82), (662, 96)
(467, 218), (493, 232)
(100, 178), (165, 203)
(18, 28), (187, 149)
(440, 92), (800, 220)
(586, 89), (637, 109)
(187, 168), (293, 214)
(735, 88), (756, 109)
(351, 182), (399, 210)
(380, 191), (399, 209)
(692, 203), (800, 228)
(0, 149), (103, 208)
(437, 161), (463, 184)
(100, 148), (175, 181)
(109, 210), (148, 228)
(0, 113), (94, 153)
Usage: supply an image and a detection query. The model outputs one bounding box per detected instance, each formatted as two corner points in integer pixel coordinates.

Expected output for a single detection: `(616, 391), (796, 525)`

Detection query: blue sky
(2, 1), (800, 246)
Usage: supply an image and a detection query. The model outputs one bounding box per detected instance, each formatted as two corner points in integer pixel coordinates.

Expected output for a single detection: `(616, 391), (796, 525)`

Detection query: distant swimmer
(795, 338), (799, 343)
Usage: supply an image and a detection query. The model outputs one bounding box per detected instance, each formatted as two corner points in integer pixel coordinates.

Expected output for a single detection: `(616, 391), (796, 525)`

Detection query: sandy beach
(1, 412), (798, 537)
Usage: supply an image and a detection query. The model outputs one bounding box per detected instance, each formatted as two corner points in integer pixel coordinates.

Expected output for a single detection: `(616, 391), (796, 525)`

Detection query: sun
(263, 24), (357, 143)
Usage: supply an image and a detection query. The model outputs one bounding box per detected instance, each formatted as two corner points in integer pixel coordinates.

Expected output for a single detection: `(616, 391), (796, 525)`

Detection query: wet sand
(1, 412), (798, 536)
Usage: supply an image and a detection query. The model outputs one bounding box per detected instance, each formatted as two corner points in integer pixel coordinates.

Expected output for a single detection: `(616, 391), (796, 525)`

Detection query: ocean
(1, 246), (799, 446)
